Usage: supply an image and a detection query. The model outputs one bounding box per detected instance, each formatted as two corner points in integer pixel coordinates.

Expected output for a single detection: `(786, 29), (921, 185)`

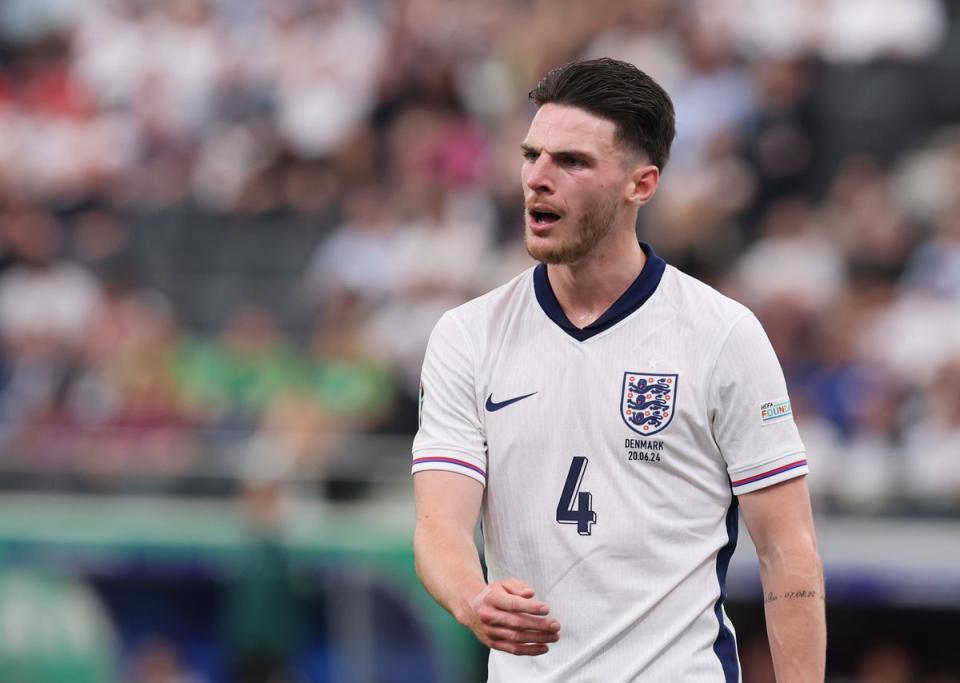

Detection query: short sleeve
(412, 312), (488, 486)
(709, 313), (808, 495)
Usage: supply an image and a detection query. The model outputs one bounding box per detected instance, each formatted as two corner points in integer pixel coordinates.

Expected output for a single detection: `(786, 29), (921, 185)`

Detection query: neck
(547, 227), (647, 329)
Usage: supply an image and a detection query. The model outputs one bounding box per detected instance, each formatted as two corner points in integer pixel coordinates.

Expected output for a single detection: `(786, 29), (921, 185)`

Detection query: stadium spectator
(0, 205), (101, 435)
(0, 205), (101, 350)
(177, 305), (301, 427)
(303, 184), (401, 314)
(903, 357), (960, 507)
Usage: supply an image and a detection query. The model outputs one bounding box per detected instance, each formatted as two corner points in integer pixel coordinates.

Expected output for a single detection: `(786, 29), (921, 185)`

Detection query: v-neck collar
(533, 242), (666, 341)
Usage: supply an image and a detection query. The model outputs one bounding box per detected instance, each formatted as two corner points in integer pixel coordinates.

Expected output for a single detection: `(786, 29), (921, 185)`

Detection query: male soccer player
(412, 58), (825, 682)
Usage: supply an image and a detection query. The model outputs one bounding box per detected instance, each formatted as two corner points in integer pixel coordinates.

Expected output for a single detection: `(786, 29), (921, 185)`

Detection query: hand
(461, 578), (561, 656)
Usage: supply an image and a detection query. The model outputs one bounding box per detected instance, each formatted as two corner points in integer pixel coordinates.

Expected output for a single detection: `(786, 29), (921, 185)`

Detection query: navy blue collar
(533, 242), (666, 341)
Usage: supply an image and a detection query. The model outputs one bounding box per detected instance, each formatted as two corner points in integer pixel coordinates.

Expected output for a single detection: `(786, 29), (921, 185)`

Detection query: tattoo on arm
(763, 590), (826, 604)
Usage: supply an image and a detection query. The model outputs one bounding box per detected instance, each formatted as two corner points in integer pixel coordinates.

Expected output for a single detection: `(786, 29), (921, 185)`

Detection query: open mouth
(530, 209), (562, 225)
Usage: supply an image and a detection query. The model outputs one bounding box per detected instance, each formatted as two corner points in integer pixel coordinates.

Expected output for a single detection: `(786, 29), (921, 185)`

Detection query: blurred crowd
(0, 0), (959, 511)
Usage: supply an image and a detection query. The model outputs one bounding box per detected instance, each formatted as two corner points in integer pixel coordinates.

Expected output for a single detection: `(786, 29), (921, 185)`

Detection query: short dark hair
(529, 57), (676, 170)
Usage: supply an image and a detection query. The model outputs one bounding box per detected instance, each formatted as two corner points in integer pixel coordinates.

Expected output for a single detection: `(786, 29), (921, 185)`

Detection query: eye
(522, 149), (539, 162)
(560, 155), (586, 168)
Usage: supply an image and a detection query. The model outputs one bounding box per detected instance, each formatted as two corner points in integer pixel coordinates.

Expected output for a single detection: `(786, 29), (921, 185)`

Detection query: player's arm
(739, 476), (826, 683)
(414, 470), (561, 656)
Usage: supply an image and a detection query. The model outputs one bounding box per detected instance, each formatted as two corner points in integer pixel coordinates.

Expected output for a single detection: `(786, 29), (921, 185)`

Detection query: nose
(524, 154), (555, 195)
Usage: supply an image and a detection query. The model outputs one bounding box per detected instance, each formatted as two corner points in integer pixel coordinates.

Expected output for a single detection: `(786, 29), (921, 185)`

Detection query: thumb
(500, 578), (535, 597)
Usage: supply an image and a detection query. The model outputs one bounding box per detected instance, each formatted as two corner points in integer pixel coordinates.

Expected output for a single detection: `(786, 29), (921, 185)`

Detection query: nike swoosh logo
(485, 392), (538, 412)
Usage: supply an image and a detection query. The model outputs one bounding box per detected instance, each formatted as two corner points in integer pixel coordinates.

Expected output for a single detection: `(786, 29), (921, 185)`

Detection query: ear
(624, 164), (660, 207)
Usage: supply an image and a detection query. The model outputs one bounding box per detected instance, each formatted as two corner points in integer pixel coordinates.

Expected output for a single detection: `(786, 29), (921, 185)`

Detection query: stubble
(525, 191), (619, 265)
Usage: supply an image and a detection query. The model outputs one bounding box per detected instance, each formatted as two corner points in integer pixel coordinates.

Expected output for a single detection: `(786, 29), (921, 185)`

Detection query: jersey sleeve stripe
(730, 459), (807, 487)
(412, 456), (487, 479)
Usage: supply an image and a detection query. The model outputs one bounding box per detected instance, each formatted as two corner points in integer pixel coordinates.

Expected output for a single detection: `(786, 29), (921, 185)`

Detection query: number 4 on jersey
(556, 456), (596, 535)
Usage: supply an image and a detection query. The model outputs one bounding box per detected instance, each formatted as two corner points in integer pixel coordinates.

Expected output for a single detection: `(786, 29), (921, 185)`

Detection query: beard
(524, 190), (619, 265)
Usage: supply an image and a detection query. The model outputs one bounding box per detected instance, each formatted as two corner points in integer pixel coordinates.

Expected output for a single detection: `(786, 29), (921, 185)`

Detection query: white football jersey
(412, 244), (808, 683)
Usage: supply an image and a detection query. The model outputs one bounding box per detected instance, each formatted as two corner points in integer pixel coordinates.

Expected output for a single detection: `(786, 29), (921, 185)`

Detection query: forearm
(414, 511), (559, 656)
(758, 548), (826, 683)
(414, 519), (487, 624)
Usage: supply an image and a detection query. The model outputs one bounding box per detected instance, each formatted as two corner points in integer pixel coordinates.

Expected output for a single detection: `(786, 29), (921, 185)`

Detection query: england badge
(620, 372), (678, 436)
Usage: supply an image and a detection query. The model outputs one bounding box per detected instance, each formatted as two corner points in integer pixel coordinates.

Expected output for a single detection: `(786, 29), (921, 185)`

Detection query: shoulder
(442, 266), (536, 333)
(662, 265), (754, 335)
(423, 266), (536, 374)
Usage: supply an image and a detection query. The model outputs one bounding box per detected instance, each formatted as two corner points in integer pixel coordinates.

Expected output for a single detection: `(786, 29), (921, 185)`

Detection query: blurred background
(0, 0), (959, 681)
